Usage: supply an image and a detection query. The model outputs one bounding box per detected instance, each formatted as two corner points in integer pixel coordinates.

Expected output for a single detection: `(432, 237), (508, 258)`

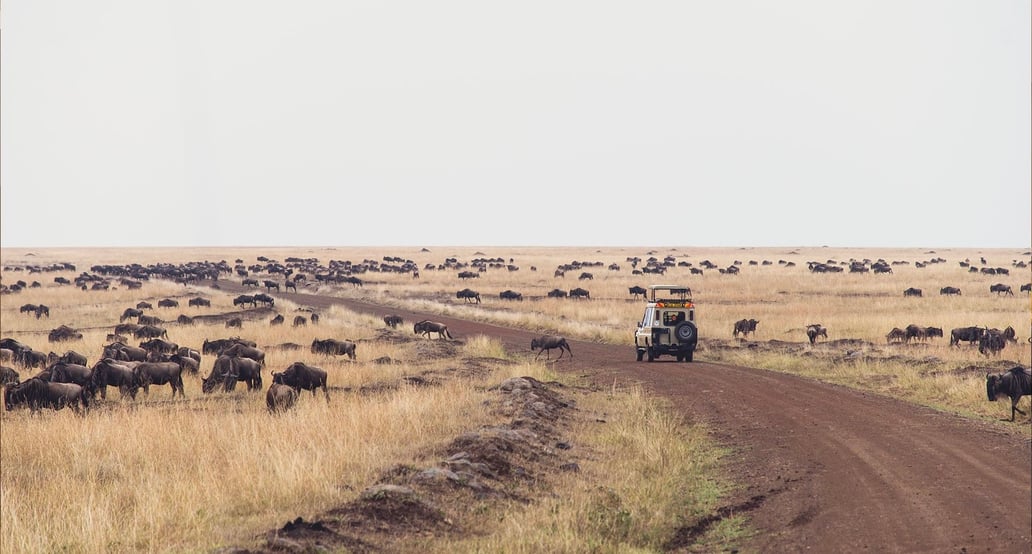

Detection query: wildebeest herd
(1, 249), (1029, 422)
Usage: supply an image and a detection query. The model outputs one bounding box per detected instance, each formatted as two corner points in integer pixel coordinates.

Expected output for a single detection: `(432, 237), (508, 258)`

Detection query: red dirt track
(242, 285), (1032, 552)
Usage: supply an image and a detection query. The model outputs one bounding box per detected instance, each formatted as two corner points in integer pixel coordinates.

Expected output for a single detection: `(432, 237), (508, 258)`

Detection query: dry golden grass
(1, 245), (1029, 552)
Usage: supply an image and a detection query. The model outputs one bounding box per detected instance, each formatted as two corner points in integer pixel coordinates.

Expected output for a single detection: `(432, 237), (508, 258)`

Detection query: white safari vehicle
(634, 285), (697, 362)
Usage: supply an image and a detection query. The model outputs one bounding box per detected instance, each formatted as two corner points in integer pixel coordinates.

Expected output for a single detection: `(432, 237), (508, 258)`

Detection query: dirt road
(236, 284), (1032, 552)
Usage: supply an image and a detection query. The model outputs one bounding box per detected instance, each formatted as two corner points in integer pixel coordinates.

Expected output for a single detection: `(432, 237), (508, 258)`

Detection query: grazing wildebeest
(733, 319), (759, 338)
(903, 287), (922, 297)
(134, 325), (168, 340)
(19, 349), (49, 370)
(383, 314), (403, 328)
(167, 354), (200, 375)
(569, 287), (590, 299)
(949, 326), (984, 347)
(310, 313), (319, 325)
(547, 288), (567, 299)
(939, 286), (962, 296)
(4, 378), (89, 414)
(311, 338), (357, 360)
(578, 272), (594, 280)
(292, 315), (307, 327)
(806, 324), (827, 345)
(1, 366), (20, 386)
(886, 327), (907, 343)
(90, 359), (139, 400)
(499, 290), (523, 301)
(114, 322), (141, 336)
(986, 367), (1031, 421)
(629, 286), (647, 300)
(226, 317), (243, 329)
(904, 324), (937, 343)
(136, 301), (153, 309)
(264, 280), (280, 292)
(202, 337), (256, 356)
(456, 288), (481, 304)
(242, 278), (260, 287)
(978, 330), (1007, 356)
(203, 356), (263, 393)
(266, 382), (299, 413)
(284, 281), (297, 292)
(158, 298), (179, 309)
(177, 314), (194, 325)
(414, 320), (453, 340)
(188, 297), (211, 307)
(989, 283), (1014, 296)
(530, 336), (573, 360)
(233, 295), (256, 308)
(272, 362), (329, 400)
(132, 362), (185, 397)
(253, 293), (275, 308)
(51, 350), (88, 367)
(270, 314), (285, 326)
(19, 303), (38, 316)
(120, 308), (143, 322)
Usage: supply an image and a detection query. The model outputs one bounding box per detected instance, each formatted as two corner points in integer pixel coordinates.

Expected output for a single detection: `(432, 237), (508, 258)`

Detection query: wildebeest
(989, 283), (1014, 296)
(499, 290), (523, 301)
(311, 338), (357, 360)
(266, 382), (299, 413)
(233, 295), (256, 308)
(253, 293), (275, 307)
(225, 317), (243, 329)
(34, 304), (50, 319)
(272, 362), (329, 400)
(383, 314), (403, 328)
(629, 286), (647, 300)
(242, 278), (260, 287)
(456, 288), (481, 304)
(414, 320), (453, 340)
(978, 330), (1007, 356)
(530, 335), (573, 360)
(202, 355), (263, 393)
(310, 313), (319, 325)
(4, 377), (89, 414)
(202, 337), (256, 355)
(939, 286), (962, 296)
(949, 326), (984, 347)
(90, 359), (139, 399)
(136, 301), (153, 309)
(270, 314), (285, 326)
(547, 288), (567, 299)
(579, 272), (594, 280)
(158, 298), (179, 309)
(120, 307), (143, 322)
(903, 287), (922, 297)
(569, 287), (590, 299)
(103, 342), (149, 363)
(292, 315), (307, 327)
(133, 325), (168, 339)
(1021, 283), (1031, 294)
(733, 319), (759, 338)
(188, 297), (211, 307)
(19, 303), (38, 316)
(138, 314), (162, 326)
(886, 327), (907, 343)
(806, 324), (827, 345)
(140, 338), (179, 355)
(49, 363), (94, 391)
(904, 324), (941, 343)
(221, 342), (265, 366)
(48, 325), (83, 343)
(263, 280), (280, 292)
(132, 362), (185, 397)
(177, 314), (194, 325)
(1, 366), (20, 386)
(284, 281), (297, 292)
(986, 367), (1031, 421)
(49, 350), (88, 367)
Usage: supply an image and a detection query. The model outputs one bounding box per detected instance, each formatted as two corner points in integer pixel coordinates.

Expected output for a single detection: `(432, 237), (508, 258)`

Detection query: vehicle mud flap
(636, 349), (644, 362)
(647, 347), (655, 362)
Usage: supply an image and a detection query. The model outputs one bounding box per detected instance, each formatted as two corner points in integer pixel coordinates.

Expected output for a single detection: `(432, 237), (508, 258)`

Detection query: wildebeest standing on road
(986, 367), (1031, 421)
(414, 320), (453, 340)
(530, 336), (573, 360)
(383, 314), (403, 328)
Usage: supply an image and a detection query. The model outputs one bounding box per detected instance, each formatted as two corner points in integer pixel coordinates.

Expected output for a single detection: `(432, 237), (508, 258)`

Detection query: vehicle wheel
(685, 349), (694, 362)
(675, 322), (697, 342)
(675, 354), (684, 362)
(636, 349), (644, 362)
(647, 348), (655, 362)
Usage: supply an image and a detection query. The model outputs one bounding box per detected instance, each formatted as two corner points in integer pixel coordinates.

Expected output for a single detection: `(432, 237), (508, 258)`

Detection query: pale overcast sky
(1, 1), (1029, 248)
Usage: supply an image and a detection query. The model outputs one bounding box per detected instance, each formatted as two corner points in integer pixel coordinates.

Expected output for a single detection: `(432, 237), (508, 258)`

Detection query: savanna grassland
(1, 245), (1029, 553)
